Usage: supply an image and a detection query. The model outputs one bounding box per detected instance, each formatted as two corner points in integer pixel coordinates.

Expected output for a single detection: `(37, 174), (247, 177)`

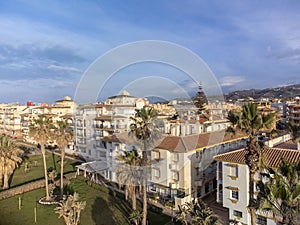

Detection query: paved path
(202, 193), (229, 225)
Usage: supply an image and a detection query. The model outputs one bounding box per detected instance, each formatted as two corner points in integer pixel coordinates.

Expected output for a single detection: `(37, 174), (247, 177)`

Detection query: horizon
(1, 1), (300, 103)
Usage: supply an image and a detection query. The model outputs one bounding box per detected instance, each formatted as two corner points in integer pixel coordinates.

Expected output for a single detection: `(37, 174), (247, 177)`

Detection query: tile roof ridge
(179, 136), (189, 152)
(214, 148), (246, 157)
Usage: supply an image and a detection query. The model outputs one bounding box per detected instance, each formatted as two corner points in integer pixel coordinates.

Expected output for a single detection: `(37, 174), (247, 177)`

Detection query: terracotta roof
(274, 140), (298, 150)
(214, 148), (300, 168)
(101, 132), (139, 145)
(156, 130), (247, 153)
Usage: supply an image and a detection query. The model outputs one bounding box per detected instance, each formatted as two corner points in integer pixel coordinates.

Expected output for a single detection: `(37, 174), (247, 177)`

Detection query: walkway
(202, 192), (229, 224)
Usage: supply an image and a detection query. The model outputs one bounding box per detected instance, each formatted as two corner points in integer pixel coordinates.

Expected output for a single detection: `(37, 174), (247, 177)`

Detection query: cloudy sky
(0, 0), (300, 104)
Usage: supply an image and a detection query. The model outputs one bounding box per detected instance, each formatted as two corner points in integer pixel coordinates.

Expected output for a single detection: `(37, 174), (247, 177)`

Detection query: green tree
(129, 106), (159, 225)
(0, 136), (23, 189)
(287, 122), (300, 143)
(116, 149), (142, 211)
(193, 84), (208, 114)
(176, 198), (219, 225)
(227, 103), (276, 225)
(55, 192), (86, 225)
(54, 120), (74, 198)
(29, 115), (54, 200)
(255, 159), (300, 225)
(129, 210), (143, 225)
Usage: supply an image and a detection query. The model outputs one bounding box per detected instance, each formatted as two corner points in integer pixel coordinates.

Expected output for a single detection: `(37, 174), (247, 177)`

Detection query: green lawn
(9, 151), (79, 188)
(0, 177), (171, 225)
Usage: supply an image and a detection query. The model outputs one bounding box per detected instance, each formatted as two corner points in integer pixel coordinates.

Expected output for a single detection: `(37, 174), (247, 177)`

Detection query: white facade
(215, 135), (300, 225)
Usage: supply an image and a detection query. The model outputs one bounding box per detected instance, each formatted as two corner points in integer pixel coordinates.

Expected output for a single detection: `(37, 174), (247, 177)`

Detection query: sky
(0, 0), (300, 104)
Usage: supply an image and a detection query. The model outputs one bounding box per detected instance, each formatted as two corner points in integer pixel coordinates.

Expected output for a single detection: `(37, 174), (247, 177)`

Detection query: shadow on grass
(91, 186), (132, 225)
(91, 197), (116, 225)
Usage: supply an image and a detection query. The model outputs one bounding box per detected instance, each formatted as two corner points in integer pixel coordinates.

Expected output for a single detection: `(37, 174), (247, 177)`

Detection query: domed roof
(119, 90), (130, 96)
(64, 96), (72, 101)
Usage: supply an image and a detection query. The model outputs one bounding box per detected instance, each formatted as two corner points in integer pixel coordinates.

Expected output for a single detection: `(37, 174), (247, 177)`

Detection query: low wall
(0, 180), (45, 200)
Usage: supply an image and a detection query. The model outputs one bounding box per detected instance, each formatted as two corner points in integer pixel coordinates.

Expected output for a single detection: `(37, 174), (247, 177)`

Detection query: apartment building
(74, 91), (148, 159)
(214, 134), (299, 225)
(0, 104), (28, 138)
(287, 97), (300, 126)
(150, 130), (247, 207)
(21, 96), (76, 145)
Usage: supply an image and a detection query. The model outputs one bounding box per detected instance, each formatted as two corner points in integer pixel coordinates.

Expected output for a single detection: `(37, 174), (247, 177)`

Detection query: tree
(129, 210), (143, 225)
(29, 115), (54, 200)
(176, 198), (219, 225)
(193, 84), (208, 114)
(0, 136), (23, 189)
(255, 159), (300, 225)
(227, 103), (276, 225)
(129, 106), (159, 225)
(55, 192), (86, 225)
(116, 149), (142, 211)
(287, 122), (300, 143)
(54, 120), (74, 198)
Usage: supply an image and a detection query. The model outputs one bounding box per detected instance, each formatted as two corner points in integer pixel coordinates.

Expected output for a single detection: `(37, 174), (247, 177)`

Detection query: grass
(0, 177), (172, 225)
(8, 151), (79, 188)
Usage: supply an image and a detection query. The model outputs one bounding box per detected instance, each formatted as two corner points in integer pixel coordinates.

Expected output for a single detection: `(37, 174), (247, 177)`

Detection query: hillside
(224, 83), (300, 101)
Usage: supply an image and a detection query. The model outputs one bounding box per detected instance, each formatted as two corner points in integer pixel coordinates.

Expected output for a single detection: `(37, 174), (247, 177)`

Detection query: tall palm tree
(129, 106), (159, 225)
(176, 198), (219, 225)
(55, 120), (74, 198)
(0, 135), (23, 189)
(227, 103), (276, 225)
(255, 159), (300, 225)
(116, 149), (142, 211)
(29, 115), (54, 200)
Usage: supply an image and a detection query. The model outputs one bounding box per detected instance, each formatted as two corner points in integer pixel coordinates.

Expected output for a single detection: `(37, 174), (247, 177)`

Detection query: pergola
(75, 161), (109, 183)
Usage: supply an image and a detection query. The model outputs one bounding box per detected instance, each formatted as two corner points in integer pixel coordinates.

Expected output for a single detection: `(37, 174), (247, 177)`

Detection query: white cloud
(48, 65), (81, 72)
(219, 76), (245, 87)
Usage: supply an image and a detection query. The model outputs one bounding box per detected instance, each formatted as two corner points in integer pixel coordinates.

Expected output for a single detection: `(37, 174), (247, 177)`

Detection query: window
(230, 165), (238, 178)
(153, 169), (160, 178)
(172, 171), (179, 181)
(153, 151), (160, 160)
(172, 153), (179, 162)
(205, 183), (210, 193)
(233, 210), (242, 218)
(256, 216), (267, 225)
(231, 190), (239, 200)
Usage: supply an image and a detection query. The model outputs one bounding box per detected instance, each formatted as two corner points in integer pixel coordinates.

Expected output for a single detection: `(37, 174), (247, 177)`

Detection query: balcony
(169, 164), (179, 171)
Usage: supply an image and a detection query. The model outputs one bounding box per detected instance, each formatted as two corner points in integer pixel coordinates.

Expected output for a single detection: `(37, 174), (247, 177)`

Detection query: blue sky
(0, 0), (300, 104)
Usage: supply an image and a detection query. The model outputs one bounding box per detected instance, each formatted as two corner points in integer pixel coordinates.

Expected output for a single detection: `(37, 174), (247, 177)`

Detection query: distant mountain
(224, 83), (300, 101)
(146, 96), (169, 104)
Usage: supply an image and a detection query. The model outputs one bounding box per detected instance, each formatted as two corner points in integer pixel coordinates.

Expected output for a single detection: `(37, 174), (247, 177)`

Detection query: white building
(150, 130), (247, 208)
(74, 91), (148, 160)
(214, 134), (300, 225)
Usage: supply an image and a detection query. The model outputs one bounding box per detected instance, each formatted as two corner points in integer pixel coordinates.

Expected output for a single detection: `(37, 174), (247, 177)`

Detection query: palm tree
(29, 115), (54, 200)
(116, 149), (142, 211)
(0, 135), (23, 189)
(287, 122), (300, 143)
(54, 120), (74, 198)
(176, 205), (189, 225)
(227, 103), (276, 225)
(129, 210), (143, 225)
(55, 192), (86, 225)
(255, 159), (300, 225)
(129, 106), (159, 225)
(176, 198), (219, 225)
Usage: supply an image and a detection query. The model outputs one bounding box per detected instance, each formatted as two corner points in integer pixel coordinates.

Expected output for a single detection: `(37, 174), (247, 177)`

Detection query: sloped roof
(214, 148), (300, 168)
(76, 161), (108, 172)
(274, 140), (298, 150)
(156, 130), (247, 153)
